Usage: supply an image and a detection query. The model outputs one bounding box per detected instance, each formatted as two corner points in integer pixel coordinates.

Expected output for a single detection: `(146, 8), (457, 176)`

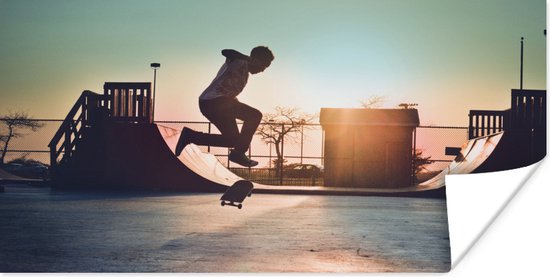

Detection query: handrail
(49, 82), (154, 173)
(103, 82), (152, 123)
(511, 89), (546, 131)
(49, 83), (153, 172)
(49, 90), (103, 169)
(468, 109), (510, 139)
(468, 90), (546, 139)
(49, 92), (86, 148)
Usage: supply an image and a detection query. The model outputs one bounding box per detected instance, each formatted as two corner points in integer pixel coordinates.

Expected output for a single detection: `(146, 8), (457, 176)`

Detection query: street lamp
(519, 37), (523, 90)
(150, 62), (160, 122)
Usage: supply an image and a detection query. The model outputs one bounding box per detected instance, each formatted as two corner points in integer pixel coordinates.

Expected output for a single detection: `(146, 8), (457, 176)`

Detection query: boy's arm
(221, 49), (249, 62)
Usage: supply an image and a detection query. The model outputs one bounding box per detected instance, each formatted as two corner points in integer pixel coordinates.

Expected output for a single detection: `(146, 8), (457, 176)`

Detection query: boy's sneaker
(229, 150), (259, 167)
(175, 127), (193, 156)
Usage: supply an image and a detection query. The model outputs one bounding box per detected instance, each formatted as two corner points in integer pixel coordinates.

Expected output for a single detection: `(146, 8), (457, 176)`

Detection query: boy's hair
(251, 46), (274, 63)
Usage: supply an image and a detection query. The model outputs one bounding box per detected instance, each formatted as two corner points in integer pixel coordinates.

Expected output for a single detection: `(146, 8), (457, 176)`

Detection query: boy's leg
(192, 98), (241, 148)
(180, 98), (261, 167)
(226, 100), (262, 167)
(194, 97), (261, 152)
(203, 98), (261, 167)
(175, 127), (194, 156)
(231, 100), (262, 153)
(176, 98), (238, 156)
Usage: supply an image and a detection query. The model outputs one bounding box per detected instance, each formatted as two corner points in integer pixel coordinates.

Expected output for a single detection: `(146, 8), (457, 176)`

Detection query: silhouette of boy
(175, 46), (274, 167)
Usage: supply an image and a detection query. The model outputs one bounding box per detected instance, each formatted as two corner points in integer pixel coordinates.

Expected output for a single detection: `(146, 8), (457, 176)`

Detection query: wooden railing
(468, 110), (510, 139)
(104, 82), (152, 123)
(48, 83), (154, 173)
(48, 91), (103, 170)
(468, 89), (546, 139)
(510, 89), (546, 131)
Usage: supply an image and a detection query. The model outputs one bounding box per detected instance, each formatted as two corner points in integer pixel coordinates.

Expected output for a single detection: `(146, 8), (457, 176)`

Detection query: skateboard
(220, 180), (254, 209)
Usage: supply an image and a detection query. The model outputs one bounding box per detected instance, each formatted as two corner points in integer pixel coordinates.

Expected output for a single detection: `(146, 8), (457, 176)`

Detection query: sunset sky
(0, 0), (546, 126)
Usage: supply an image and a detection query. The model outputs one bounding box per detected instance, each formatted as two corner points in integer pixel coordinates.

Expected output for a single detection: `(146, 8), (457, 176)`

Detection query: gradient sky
(0, 0), (546, 126)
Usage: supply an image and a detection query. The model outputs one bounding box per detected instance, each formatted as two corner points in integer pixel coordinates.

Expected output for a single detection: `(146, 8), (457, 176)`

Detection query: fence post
(227, 148), (230, 168)
(207, 122), (211, 153)
(248, 144), (252, 176)
(412, 127), (417, 186)
(279, 123), (284, 186)
(468, 113), (473, 139)
(300, 123), (304, 164)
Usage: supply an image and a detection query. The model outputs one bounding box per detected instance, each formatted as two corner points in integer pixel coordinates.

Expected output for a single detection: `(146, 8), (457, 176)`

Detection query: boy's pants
(193, 97), (262, 153)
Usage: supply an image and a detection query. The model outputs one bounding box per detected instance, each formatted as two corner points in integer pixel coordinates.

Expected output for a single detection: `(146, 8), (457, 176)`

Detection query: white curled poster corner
(446, 159), (544, 268)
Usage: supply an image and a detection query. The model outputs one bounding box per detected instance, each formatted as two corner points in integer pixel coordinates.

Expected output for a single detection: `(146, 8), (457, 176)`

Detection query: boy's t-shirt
(199, 56), (249, 101)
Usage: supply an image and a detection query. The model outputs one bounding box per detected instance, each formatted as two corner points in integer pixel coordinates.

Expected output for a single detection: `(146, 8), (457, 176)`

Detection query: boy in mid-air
(175, 46), (274, 167)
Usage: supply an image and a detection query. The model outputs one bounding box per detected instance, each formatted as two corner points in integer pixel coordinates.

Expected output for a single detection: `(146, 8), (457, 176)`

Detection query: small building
(320, 108), (420, 188)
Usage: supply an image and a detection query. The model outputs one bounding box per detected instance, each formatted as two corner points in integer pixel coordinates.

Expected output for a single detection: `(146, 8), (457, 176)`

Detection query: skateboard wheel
(248, 193), (252, 197)
(221, 201), (225, 206)
(238, 204), (242, 209)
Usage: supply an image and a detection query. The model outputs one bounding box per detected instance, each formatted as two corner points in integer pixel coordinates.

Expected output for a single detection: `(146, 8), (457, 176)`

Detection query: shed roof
(320, 108), (420, 127)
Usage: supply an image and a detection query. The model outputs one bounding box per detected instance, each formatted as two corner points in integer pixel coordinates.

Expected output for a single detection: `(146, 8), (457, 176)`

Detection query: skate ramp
(157, 125), (241, 186)
(156, 124), (507, 195)
(52, 123), (229, 192)
(155, 124), (448, 197)
(417, 132), (505, 190)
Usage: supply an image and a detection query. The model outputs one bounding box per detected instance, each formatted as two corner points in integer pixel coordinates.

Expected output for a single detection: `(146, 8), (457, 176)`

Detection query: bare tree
(256, 107), (317, 172)
(359, 95), (387, 109)
(0, 111), (44, 165)
(398, 103), (418, 109)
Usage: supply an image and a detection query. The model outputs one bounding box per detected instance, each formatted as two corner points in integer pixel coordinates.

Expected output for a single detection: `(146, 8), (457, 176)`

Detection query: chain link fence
(1, 118), (468, 185)
(414, 126), (469, 183)
(0, 119), (62, 165)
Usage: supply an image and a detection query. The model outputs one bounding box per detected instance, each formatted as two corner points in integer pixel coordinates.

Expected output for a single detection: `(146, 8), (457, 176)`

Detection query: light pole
(519, 37), (523, 90)
(150, 62), (160, 122)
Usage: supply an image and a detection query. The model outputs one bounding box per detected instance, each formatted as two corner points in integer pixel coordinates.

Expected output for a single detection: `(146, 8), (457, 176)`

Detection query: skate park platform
(48, 84), (545, 198)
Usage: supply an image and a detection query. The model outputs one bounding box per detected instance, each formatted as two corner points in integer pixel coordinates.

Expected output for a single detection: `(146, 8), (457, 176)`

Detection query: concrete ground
(0, 184), (450, 272)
